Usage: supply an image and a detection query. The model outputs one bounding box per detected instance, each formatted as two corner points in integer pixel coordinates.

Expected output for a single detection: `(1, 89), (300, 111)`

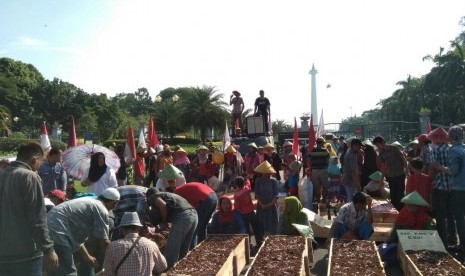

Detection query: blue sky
(1, 1), (464, 126)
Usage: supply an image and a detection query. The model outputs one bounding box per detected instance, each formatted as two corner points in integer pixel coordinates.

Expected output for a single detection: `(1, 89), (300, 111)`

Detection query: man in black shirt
(254, 90), (271, 133)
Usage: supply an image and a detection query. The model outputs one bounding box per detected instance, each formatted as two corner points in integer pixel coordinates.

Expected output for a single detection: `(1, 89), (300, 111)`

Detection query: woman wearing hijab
(210, 196), (247, 234)
(279, 196), (310, 235)
(81, 152), (117, 196)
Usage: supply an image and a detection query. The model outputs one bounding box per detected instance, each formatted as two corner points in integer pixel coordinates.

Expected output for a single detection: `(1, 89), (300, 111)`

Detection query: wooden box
(164, 234), (250, 276)
(244, 235), (312, 276)
(397, 230), (465, 276)
(327, 239), (386, 276)
(371, 200), (399, 223)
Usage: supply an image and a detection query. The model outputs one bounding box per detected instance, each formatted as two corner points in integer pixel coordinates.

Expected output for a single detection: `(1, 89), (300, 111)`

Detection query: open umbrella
(62, 144), (120, 179)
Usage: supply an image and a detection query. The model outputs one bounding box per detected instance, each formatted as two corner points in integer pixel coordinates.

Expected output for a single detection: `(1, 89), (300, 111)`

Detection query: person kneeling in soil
(102, 212), (167, 276)
(387, 191), (432, 243)
(210, 195), (247, 234)
(330, 192), (374, 240)
(279, 196), (310, 235)
(146, 188), (198, 269)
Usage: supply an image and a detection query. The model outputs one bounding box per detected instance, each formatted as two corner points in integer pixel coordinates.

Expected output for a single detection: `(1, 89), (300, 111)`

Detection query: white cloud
(15, 36), (48, 47)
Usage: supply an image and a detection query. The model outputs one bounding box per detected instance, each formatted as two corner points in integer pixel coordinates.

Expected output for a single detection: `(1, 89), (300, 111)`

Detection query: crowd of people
(1, 120), (465, 275)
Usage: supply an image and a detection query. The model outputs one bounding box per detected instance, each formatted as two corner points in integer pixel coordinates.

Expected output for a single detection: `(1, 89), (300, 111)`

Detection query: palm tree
(179, 86), (229, 144)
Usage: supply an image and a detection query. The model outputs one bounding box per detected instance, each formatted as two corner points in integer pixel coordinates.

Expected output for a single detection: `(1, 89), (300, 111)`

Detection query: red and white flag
(147, 116), (158, 149)
(316, 109), (325, 139)
(124, 125), (136, 162)
(308, 115), (316, 152)
(292, 117), (299, 156)
(40, 121), (51, 151)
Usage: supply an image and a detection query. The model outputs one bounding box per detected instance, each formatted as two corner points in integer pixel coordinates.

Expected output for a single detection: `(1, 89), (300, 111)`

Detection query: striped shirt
(309, 147), (330, 169)
(103, 233), (167, 276)
(432, 143), (450, 191)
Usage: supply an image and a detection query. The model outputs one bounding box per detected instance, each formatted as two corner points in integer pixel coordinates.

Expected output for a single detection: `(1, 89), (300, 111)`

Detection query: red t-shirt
(174, 182), (214, 209)
(234, 183), (255, 215)
(406, 173), (433, 204)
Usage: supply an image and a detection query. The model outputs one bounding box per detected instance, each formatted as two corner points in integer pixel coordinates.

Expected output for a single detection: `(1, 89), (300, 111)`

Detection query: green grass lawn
(73, 180), (86, 193)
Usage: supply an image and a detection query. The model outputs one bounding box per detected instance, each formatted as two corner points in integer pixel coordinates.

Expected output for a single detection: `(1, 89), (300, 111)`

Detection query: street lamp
(155, 94), (179, 138)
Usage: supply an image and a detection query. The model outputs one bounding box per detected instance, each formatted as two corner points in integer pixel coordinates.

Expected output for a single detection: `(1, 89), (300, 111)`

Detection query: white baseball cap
(101, 188), (120, 201)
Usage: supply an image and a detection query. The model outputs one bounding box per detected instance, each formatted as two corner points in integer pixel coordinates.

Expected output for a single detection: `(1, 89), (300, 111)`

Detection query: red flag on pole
(40, 121), (51, 151)
(292, 117), (299, 155)
(147, 116), (158, 148)
(67, 116), (77, 148)
(125, 125), (136, 160)
(308, 115), (316, 152)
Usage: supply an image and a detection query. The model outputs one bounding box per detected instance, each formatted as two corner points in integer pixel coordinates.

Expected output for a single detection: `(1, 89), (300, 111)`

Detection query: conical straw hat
(254, 160), (276, 174)
(158, 164), (183, 180)
(225, 145), (236, 153)
(263, 142), (275, 149)
(401, 191), (429, 207)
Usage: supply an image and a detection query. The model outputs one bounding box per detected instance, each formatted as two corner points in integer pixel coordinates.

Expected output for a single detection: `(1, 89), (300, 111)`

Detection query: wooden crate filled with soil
(245, 235), (312, 276)
(399, 249), (465, 276)
(397, 230), (465, 276)
(327, 239), (385, 276)
(164, 234), (249, 276)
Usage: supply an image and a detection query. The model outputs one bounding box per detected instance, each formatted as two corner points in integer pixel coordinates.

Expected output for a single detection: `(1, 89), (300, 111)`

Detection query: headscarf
(394, 205), (431, 230)
(88, 152), (107, 182)
(283, 196), (304, 235)
(448, 125), (464, 145)
(325, 143), (337, 157)
(218, 195), (234, 225)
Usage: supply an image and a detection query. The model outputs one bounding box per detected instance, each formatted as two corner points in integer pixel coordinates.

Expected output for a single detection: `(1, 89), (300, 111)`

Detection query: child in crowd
(406, 158), (433, 211)
(363, 171), (389, 199)
(233, 176), (263, 245)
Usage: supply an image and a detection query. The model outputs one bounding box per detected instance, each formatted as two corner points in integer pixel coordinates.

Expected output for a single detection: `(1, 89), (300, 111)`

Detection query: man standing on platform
(230, 90), (244, 133)
(254, 90), (271, 134)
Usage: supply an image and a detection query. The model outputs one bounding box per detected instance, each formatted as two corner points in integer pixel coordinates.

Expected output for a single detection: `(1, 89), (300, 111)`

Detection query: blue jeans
(334, 220), (374, 240)
(164, 208), (198, 268)
(0, 256), (42, 276)
(191, 192), (218, 248)
(48, 243), (77, 276)
(433, 189), (457, 245)
(450, 191), (465, 247)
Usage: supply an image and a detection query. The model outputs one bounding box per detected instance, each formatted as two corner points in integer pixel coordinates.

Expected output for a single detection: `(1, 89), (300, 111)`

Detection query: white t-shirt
(81, 167), (118, 196)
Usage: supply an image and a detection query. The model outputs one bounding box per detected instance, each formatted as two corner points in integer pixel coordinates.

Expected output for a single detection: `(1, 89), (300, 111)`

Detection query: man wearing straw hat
(230, 90), (244, 133)
(263, 142), (282, 181)
(102, 212), (167, 276)
(155, 164), (186, 192)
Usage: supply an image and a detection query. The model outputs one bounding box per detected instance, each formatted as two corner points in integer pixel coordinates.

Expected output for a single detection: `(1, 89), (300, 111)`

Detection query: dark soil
(330, 239), (384, 276)
(166, 235), (245, 276)
(248, 236), (305, 276)
(406, 250), (465, 276)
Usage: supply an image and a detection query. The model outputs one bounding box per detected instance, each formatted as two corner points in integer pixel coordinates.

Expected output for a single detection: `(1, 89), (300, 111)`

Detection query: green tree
(0, 105), (12, 136)
(179, 86), (228, 144)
